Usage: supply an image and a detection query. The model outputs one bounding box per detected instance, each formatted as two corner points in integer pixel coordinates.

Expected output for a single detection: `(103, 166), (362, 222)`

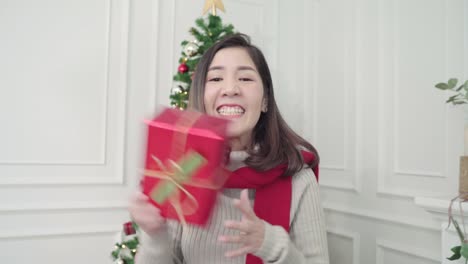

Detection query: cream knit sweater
(136, 151), (329, 264)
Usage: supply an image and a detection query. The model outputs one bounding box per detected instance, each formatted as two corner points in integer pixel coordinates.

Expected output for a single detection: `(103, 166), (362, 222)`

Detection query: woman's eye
(239, 78), (253, 82)
(208, 77), (222, 82)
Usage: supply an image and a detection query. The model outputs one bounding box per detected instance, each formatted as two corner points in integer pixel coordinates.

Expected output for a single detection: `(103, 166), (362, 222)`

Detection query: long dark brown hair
(188, 33), (319, 176)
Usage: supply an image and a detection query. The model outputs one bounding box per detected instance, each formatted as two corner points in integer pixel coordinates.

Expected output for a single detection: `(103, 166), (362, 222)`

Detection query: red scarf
(223, 151), (318, 264)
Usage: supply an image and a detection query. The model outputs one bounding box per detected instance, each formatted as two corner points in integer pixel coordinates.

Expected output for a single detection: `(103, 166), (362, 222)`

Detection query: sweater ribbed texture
(136, 151), (329, 264)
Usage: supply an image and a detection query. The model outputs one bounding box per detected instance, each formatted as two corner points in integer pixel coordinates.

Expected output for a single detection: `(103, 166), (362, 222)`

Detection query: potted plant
(436, 78), (468, 263)
(435, 79), (468, 194)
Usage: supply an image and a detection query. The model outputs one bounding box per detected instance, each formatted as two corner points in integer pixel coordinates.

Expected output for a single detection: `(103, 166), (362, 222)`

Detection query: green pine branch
(111, 236), (139, 264)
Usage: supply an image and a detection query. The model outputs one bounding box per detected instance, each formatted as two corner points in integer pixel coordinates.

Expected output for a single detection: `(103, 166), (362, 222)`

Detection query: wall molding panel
(324, 202), (439, 232)
(0, 201), (127, 213)
(0, 225), (122, 240)
(0, 0), (130, 186)
(376, 0), (455, 199)
(327, 228), (360, 264)
(306, 0), (362, 194)
(376, 239), (439, 264)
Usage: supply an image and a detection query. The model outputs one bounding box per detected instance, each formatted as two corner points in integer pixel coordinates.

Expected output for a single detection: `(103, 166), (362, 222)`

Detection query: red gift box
(141, 108), (229, 226)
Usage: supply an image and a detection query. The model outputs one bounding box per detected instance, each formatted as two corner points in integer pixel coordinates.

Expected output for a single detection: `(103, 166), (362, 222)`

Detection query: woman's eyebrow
(207, 65), (257, 72)
(208, 65), (224, 71)
(237, 66), (257, 72)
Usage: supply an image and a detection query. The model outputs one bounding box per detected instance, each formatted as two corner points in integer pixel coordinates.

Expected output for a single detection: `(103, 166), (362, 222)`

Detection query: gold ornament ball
(184, 42), (199, 57)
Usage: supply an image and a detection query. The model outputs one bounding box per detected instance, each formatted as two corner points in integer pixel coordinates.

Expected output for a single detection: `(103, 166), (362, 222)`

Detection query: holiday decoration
(203, 0), (225, 16)
(170, 12), (236, 109)
(171, 84), (184, 95)
(111, 222), (139, 264)
(141, 108), (230, 226)
(183, 41), (199, 57)
(178, 63), (189, 74)
(123, 221), (136, 236)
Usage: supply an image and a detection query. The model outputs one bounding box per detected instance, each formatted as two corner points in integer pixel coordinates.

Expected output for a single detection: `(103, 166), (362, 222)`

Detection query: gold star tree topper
(203, 0), (225, 16)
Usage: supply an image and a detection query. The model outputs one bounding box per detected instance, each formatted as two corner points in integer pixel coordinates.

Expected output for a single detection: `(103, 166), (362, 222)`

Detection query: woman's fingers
(128, 191), (165, 236)
(219, 190), (266, 258)
(233, 189), (256, 220)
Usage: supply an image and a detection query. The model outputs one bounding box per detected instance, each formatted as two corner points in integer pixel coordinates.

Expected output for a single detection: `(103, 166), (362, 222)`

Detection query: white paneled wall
(376, 0), (460, 198)
(1, 0), (467, 263)
(1, 0), (141, 263)
(315, 0), (467, 263)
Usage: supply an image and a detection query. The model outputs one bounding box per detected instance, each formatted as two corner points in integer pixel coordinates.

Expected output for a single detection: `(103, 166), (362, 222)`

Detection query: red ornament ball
(178, 63), (189, 73)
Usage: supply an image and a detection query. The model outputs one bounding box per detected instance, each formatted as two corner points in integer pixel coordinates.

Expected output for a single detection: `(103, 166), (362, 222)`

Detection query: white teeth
(217, 106), (244, 115)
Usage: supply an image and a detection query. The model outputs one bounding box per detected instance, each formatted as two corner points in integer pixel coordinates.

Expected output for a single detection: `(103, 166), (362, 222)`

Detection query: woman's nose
(222, 81), (240, 96)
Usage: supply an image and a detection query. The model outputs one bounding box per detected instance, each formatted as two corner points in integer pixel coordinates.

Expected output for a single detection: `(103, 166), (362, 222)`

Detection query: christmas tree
(170, 10), (235, 109)
(111, 1), (236, 263)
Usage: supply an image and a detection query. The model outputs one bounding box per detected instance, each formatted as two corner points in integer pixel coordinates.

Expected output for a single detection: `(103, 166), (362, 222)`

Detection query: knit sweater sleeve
(135, 220), (184, 264)
(254, 168), (330, 264)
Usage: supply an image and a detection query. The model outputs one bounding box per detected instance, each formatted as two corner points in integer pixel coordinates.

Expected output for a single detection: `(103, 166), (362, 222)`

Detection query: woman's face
(204, 47), (265, 150)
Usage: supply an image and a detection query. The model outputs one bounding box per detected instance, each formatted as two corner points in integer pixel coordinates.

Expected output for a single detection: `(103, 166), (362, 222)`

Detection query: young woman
(129, 33), (329, 264)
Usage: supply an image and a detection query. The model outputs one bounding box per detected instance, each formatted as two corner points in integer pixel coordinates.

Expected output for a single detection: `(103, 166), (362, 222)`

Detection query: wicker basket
(460, 156), (468, 199)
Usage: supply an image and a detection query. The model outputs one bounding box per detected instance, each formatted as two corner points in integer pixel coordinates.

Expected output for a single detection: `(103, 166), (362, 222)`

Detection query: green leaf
(447, 252), (462, 260)
(448, 78), (459, 89)
(461, 243), (468, 259)
(464, 80), (468, 91)
(446, 95), (458, 103)
(448, 246), (462, 260)
(452, 245), (462, 253)
(435, 82), (449, 90)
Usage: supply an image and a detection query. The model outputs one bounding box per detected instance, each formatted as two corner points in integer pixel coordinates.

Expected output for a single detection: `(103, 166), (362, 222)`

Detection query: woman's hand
(219, 189), (265, 258)
(128, 192), (165, 236)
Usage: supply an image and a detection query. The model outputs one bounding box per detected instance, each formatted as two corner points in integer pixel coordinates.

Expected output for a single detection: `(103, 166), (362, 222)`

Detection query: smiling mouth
(216, 105), (245, 116)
